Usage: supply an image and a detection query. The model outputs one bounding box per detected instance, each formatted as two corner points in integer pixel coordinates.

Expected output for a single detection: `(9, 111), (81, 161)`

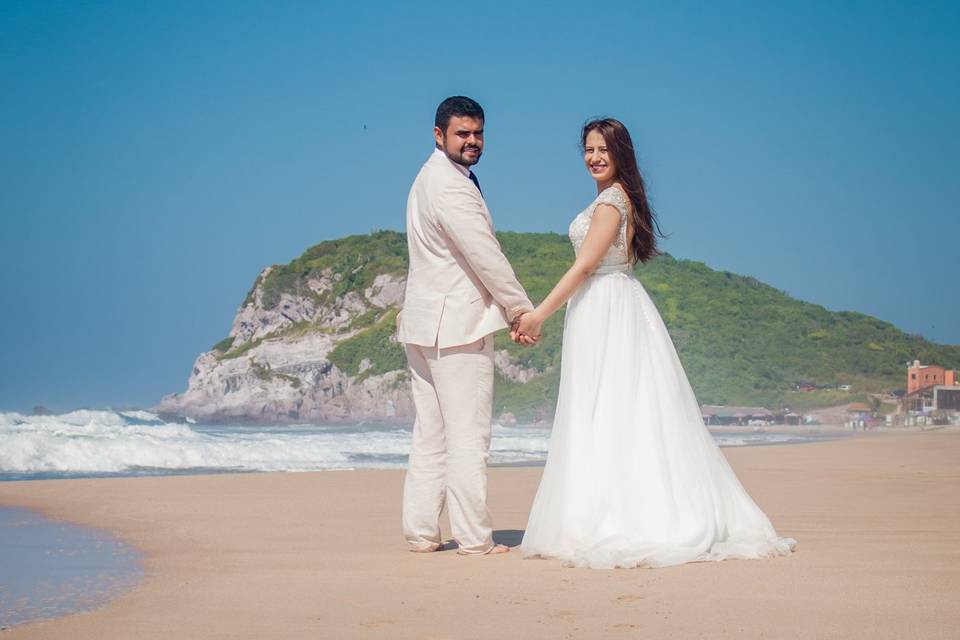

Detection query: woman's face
(583, 129), (616, 184)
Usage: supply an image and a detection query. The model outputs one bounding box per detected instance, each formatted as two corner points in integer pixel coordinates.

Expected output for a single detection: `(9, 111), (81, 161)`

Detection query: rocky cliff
(156, 231), (541, 424)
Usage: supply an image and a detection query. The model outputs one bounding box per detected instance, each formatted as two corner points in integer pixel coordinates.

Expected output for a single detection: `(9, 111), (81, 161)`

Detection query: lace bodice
(568, 186), (631, 270)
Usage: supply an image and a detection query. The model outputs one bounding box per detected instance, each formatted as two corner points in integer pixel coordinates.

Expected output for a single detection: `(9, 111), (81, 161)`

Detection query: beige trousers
(402, 335), (496, 553)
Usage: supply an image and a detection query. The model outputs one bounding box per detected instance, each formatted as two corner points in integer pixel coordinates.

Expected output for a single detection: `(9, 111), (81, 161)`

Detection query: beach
(1, 428), (958, 639)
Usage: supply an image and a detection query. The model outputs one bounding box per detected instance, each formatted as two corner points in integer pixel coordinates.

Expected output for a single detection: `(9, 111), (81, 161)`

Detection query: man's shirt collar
(433, 147), (471, 177)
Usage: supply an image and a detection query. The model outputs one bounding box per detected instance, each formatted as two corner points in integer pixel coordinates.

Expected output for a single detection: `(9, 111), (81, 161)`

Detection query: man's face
(434, 115), (484, 167)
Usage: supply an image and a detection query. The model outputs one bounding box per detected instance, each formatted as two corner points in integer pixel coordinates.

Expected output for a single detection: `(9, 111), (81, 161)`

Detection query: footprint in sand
(616, 594), (645, 602)
(609, 623), (641, 630)
(359, 620), (395, 628)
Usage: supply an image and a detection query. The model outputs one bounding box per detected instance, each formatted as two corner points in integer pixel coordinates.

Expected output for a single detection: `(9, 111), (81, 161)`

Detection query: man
(397, 96), (535, 555)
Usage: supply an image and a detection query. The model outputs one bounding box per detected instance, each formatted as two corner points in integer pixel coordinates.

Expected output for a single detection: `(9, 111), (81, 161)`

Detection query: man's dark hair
(435, 96), (484, 131)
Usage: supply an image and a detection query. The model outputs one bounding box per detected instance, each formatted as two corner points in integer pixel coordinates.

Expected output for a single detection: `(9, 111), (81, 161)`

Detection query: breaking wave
(0, 409), (819, 480)
(0, 409), (549, 478)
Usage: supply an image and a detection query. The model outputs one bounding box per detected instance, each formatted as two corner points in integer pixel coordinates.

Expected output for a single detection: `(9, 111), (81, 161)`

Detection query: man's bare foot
(457, 543), (510, 556)
(409, 542), (443, 553)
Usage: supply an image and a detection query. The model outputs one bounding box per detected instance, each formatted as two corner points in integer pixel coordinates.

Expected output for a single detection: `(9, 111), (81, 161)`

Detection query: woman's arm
(515, 204), (622, 339)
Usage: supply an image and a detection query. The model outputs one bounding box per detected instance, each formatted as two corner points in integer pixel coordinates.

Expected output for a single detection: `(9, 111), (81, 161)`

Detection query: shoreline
(0, 507), (143, 629)
(1, 428), (958, 638)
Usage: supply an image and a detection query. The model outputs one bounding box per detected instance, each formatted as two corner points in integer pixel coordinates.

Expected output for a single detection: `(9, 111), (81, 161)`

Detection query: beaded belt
(591, 263), (632, 276)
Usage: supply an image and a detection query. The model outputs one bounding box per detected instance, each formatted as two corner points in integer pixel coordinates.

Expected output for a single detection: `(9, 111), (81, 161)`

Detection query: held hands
(511, 311), (543, 346)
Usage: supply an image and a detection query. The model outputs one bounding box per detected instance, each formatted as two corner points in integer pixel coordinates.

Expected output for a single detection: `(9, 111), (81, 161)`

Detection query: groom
(397, 96), (536, 555)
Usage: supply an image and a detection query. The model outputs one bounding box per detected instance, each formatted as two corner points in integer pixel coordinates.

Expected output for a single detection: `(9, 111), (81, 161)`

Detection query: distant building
(907, 360), (958, 394)
(904, 385), (960, 413)
(846, 402), (875, 429)
(934, 386), (960, 411)
(701, 405), (774, 425)
(847, 402), (873, 417)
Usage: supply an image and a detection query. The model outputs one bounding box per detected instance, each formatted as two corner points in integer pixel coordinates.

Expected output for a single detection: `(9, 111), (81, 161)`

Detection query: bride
(514, 118), (796, 569)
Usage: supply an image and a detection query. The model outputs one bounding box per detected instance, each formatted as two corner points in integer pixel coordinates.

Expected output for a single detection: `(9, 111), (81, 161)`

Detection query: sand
(1, 428), (958, 639)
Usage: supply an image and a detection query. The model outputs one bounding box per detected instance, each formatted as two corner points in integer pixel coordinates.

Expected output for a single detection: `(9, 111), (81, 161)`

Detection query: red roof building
(907, 360), (957, 394)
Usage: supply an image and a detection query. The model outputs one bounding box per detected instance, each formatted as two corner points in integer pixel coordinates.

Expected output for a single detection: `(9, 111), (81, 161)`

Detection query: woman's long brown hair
(581, 118), (664, 263)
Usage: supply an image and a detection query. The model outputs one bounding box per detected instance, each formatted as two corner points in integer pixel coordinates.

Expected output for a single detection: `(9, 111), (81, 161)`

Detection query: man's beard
(445, 139), (482, 167)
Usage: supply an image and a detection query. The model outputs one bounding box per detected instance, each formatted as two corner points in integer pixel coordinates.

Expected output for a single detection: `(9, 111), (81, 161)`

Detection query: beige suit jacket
(397, 150), (533, 349)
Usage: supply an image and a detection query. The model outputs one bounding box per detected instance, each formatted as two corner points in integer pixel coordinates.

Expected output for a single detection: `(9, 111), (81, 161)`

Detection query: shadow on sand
(437, 529), (525, 551)
(493, 529), (525, 547)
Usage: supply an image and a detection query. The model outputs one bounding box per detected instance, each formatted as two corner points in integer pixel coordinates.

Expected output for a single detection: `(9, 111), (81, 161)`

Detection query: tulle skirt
(521, 270), (796, 568)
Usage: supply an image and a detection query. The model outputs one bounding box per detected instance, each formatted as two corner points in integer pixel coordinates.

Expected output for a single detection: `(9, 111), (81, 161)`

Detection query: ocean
(0, 409), (836, 481)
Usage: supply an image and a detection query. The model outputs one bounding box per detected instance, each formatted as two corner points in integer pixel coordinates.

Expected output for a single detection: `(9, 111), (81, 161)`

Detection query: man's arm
(436, 183), (533, 322)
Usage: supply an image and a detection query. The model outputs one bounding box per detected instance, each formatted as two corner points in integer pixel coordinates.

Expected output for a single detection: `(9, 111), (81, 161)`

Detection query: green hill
(246, 230), (960, 420)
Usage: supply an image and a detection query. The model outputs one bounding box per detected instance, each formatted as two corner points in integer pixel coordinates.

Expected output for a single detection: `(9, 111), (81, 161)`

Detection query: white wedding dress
(521, 186), (796, 568)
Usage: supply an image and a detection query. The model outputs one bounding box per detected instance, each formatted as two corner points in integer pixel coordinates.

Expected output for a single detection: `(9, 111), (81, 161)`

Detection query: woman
(516, 118), (796, 568)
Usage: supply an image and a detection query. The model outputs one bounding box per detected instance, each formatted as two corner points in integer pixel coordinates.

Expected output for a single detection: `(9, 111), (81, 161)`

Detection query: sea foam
(0, 409), (814, 480)
(0, 410), (550, 478)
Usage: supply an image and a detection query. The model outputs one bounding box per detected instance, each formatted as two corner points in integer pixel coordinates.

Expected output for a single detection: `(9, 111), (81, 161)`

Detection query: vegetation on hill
(245, 230), (960, 420)
(327, 310), (405, 381)
(250, 230), (408, 311)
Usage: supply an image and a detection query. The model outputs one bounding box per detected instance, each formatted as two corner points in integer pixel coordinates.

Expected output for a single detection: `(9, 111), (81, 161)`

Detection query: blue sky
(1, 1), (957, 412)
